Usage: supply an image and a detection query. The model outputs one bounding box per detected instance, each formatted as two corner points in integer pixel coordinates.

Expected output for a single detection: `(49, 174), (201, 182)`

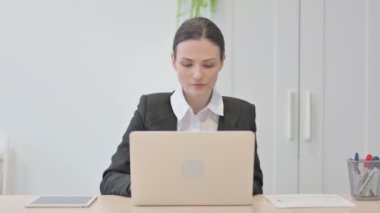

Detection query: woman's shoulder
(143, 92), (172, 100)
(138, 92), (173, 108)
(222, 96), (255, 109)
(137, 92), (174, 122)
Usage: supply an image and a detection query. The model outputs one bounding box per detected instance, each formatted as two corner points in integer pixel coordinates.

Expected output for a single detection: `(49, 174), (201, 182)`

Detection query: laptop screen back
(130, 131), (255, 206)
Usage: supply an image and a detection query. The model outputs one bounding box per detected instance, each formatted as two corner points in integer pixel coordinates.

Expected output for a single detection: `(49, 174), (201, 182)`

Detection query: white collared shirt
(170, 86), (224, 131)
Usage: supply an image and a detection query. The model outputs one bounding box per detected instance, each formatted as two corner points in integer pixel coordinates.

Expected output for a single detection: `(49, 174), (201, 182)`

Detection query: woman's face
(172, 38), (224, 101)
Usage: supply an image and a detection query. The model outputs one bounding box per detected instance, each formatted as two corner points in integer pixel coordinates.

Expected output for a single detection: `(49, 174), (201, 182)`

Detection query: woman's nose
(192, 66), (203, 79)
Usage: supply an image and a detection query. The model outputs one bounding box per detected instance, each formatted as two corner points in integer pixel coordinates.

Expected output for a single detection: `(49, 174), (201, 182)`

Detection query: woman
(100, 17), (263, 196)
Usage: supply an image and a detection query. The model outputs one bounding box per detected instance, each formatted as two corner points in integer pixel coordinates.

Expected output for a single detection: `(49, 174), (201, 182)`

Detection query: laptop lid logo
(181, 160), (205, 180)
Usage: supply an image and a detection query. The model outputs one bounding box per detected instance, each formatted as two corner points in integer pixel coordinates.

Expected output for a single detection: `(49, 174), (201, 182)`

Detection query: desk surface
(1, 194), (379, 213)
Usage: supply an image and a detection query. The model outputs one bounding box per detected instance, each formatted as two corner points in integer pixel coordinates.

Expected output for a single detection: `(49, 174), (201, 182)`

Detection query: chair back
(0, 134), (9, 194)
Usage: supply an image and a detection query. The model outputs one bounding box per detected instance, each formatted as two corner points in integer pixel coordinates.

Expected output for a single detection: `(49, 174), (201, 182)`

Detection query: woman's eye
(181, 63), (192, 68)
(203, 64), (214, 68)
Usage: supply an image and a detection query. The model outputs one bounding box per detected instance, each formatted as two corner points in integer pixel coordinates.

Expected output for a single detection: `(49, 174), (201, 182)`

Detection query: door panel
(232, 0), (300, 193)
(232, 0), (380, 194)
(323, 0), (367, 193)
(299, 0), (324, 193)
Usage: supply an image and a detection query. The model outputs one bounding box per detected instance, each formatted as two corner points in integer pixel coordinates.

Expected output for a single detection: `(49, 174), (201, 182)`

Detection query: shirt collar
(207, 88), (224, 116)
(170, 86), (224, 121)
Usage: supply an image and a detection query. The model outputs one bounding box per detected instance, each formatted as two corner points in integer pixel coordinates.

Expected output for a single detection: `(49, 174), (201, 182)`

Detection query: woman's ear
(171, 53), (176, 70)
(219, 54), (226, 71)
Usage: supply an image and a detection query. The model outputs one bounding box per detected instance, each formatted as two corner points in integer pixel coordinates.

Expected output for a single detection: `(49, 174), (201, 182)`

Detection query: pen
(370, 156), (379, 169)
(354, 152), (359, 161)
(352, 152), (360, 174)
(364, 153), (373, 168)
(359, 167), (378, 196)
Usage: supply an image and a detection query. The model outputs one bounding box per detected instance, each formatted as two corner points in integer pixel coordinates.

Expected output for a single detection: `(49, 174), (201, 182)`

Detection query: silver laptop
(130, 131), (255, 206)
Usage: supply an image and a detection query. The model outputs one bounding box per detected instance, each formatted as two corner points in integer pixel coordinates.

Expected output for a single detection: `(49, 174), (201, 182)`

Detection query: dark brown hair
(172, 17), (225, 60)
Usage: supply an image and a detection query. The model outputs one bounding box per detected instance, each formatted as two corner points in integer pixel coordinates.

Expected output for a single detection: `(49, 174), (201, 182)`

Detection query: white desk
(1, 194), (379, 213)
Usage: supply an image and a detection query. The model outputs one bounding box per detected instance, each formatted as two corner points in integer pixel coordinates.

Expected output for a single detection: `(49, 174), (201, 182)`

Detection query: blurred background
(0, 0), (379, 195)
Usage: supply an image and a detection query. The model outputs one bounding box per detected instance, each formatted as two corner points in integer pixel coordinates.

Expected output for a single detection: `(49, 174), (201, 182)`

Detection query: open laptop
(130, 131), (255, 206)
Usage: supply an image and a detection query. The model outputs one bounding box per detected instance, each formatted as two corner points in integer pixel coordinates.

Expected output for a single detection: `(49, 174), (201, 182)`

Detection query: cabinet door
(233, 0), (380, 194)
(299, 0), (380, 193)
(321, 0), (380, 193)
(298, 0), (324, 193)
(232, 0), (300, 194)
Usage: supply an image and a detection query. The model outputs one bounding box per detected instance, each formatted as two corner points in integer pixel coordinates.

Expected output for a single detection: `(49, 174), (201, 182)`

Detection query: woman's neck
(184, 91), (212, 115)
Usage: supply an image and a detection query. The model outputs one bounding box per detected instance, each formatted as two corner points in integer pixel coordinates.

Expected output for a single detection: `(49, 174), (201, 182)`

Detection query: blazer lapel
(147, 113), (177, 130)
(217, 102), (239, 130)
(147, 111), (238, 131)
(217, 115), (239, 130)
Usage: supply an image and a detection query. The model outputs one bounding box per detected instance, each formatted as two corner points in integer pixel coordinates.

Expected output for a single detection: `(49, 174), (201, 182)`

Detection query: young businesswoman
(100, 17), (263, 196)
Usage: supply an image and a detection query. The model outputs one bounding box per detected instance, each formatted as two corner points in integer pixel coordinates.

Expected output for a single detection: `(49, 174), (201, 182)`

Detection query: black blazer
(100, 93), (263, 196)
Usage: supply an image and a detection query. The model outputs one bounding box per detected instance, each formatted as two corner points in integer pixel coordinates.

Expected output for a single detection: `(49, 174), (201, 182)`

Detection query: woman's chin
(188, 89), (211, 97)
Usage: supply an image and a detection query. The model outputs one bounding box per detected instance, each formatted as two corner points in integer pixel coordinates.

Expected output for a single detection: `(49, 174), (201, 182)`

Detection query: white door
(313, 0), (379, 193)
(232, 0), (380, 194)
(299, 0), (380, 193)
(232, 0), (300, 194)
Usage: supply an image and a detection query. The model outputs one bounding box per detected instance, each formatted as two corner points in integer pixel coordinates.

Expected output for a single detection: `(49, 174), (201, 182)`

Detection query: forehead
(175, 38), (220, 59)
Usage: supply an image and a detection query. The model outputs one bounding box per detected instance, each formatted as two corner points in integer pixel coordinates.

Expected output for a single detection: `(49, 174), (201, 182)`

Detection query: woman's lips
(191, 83), (206, 88)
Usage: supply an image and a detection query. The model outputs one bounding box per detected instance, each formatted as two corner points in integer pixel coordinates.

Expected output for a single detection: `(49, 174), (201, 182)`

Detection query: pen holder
(347, 159), (380, 200)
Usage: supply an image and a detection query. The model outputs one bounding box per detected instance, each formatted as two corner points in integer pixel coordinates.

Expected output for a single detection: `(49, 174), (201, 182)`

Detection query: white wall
(3, 0), (378, 196)
(0, 0), (235, 194)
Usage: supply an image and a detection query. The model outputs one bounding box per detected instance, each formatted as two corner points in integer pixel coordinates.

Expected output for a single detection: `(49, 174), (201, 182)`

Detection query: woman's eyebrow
(179, 57), (193, 61)
(203, 58), (217, 62)
(179, 57), (216, 62)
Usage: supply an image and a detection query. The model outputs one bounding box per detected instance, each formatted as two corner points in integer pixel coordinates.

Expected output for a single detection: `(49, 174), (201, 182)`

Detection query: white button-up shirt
(170, 86), (224, 131)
